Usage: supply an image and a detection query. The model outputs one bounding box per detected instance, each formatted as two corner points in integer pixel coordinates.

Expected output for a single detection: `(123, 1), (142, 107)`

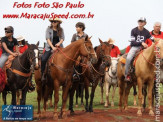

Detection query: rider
(41, 18), (65, 81)
(0, 26), (19, 68)
(16, 35), (28, 54)
(150, 22), (163, 39)
(71, 22), (88, 81)
(109, 38), (121, 58)
(71, 22), (88, 42)
(125, 17), (154, 81)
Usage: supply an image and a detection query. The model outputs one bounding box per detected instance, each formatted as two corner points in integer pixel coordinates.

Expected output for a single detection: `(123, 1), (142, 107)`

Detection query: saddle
(120, 47), (143, 67)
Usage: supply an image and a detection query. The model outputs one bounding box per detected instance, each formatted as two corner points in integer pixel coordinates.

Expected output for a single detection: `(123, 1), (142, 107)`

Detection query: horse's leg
(53, 80), (59, 120)
(11, 90), (16, 105)
(16, 91), (20, 105)
(100, 78), (104, 104)
(20, 88), (28, 105)
(81, 83), (84, 107)
(142, 85), (147, 112)
(133, 84), (137, 106)
(36, 85), (42, 118)
(69, 81), (78, 114)
(147, 80), (154, 116)
(89, 80), (99, 112)
(111, 84), (117, 107)
(61, 81), (72, 119)
(75, 85), (79, 107)
(49, 89), (53, 108)
(84, 77), (89, 112)
(2, 91), (7, 105)
(124, 83), (132, 110)
(118, 79), (125, 111)
(104, 81), (109, 107)
(137, 77), (143, 116)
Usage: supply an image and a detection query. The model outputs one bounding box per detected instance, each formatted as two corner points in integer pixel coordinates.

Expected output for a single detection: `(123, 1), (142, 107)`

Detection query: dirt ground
(31, 106), (163, 122)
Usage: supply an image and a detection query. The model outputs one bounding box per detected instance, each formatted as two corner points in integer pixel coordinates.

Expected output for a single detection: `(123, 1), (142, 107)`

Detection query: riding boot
(28, 80), (35, 92)
(28, 75), (35, 92)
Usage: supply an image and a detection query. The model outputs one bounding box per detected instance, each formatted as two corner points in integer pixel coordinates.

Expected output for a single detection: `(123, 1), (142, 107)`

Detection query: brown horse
(43, 36), (97, 120)
(117, 38), (163, 116)
(69, 39), (112, 113)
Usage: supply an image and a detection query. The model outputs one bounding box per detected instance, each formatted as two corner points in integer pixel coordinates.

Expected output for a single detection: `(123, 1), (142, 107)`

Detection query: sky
(0, 0), (163, 49)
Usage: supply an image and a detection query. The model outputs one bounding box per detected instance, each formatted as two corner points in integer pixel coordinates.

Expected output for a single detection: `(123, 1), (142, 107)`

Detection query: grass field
(0, 82), (163, 118)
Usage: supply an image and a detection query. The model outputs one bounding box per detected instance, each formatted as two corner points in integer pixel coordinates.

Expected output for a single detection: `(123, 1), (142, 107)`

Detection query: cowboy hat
(49, 17), (62, 24)
(107, 38), (115, 44)
(16, 35), (25, 42)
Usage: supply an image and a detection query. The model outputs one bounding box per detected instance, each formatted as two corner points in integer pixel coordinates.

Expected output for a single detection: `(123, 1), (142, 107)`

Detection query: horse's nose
(34, 64), (39, 70)
(112, 71), (116, 75)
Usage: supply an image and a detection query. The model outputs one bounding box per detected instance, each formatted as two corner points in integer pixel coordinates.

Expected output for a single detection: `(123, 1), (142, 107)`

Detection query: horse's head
(27, 41), (39, 70)
(110, 57), (119, 76)
(97, 38), (112, 66)
(79, 36), (97, 64)
(154, 38), (163, 62)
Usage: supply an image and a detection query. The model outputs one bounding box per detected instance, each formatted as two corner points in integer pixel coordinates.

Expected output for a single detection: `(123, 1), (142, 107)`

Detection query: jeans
(125, 46), (141, 76)
(41, 50), (51, 73)
(0, 53), (9, 68)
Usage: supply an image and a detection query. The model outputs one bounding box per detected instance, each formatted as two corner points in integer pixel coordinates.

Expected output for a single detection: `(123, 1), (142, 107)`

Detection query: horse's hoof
(85, 107), (89, 112)
(62, 111), (67, 119)
(81, 103), (84, 107)
(137, 110), (142, 116)
(111, 102), (114, 107)
(53, 113), (58, 120)
(142, 108), (145, 113)
(75, 104), (78, 108)
(104, 103), (109, 107)
(149, 110), (154, 116)
(124, 107), (128, 111)
(100, 101), (104, 105)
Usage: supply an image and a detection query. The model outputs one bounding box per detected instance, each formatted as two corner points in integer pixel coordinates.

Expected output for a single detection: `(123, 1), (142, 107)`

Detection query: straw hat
(107, 38), (115, 44)
(49, 17), (62, 24)
(16, 35), (25, 42)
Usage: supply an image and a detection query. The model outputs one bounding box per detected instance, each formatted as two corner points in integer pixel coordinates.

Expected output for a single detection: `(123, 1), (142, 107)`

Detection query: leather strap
(9, 68), (31, 77)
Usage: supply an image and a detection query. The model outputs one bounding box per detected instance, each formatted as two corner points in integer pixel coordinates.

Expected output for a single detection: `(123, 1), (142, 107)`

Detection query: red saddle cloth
(0, 68), (6, 92)
(0, 55), (15, 92)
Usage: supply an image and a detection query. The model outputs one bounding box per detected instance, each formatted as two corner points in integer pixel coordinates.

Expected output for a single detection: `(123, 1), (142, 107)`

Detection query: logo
(2, 105), (33, 121)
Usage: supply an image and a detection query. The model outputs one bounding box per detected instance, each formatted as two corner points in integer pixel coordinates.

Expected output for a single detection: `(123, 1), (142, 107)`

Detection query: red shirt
(0, 48), (2, 57)
(19, 45), (28, 54)
(150, 31), (163, 39)
(125, 45), (131, 53)
(110, 45), (121, 57)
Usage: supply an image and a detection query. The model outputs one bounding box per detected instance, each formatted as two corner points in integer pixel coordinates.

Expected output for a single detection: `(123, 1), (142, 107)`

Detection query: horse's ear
(85, 35), (88, 41)
(89, 36), (92, 40)
(99, 38), (103, 44)
(36, 41), (40, 47)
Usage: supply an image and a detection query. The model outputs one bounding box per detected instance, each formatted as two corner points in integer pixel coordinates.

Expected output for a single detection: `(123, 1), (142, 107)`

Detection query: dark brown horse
(69, 39), (112, 113)
(2, 42), (39, 105)
(42, 36), (97, 120)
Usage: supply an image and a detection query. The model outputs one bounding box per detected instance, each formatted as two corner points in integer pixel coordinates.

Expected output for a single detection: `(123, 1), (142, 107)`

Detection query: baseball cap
(138, 17), (146, 22)
(4, 26), (14, 33)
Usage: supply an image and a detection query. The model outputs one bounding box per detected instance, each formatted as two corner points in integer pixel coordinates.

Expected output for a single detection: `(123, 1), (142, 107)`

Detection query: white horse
(104, 57), (119, 107)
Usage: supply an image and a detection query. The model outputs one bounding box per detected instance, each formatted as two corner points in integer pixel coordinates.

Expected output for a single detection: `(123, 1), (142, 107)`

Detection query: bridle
(18, 49), (39, 71)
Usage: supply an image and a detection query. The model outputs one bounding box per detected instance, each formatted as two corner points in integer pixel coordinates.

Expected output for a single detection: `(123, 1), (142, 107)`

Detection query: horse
(42, 36), (97, 120)
(69, 39), (112, 113)
(104, 57), (119, 107)
(2, 42), (39, 105)
(117, 38), (163, 116)
(34, 60), (53, 118)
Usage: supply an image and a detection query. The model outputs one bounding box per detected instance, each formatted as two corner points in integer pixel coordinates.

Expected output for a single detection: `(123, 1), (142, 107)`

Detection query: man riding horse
(125, 17), (154, 81)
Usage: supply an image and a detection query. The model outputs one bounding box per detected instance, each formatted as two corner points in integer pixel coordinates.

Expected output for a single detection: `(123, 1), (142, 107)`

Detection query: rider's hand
(12, 52), (18, 57)
(52, 46), (57, 51)
(142, 42), (148, 48)
(55, 42), (61, 47)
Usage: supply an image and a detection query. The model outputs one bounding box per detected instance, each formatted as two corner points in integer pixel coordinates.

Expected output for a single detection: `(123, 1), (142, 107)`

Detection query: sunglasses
(5, 31), (12, 33)
(51, 21), (58, 23)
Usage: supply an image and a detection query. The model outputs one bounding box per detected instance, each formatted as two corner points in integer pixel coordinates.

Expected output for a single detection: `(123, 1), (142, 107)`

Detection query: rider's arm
(2, 42), (15, 55)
